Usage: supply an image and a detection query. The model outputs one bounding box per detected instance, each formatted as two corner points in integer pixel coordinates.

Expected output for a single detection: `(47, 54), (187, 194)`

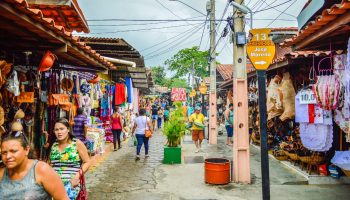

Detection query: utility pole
(232, 0), (251, 184)
(208, 0), (217, 145)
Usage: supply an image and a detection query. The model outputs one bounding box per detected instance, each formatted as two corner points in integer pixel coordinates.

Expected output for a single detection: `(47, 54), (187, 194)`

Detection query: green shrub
(163, 101), (186, 147)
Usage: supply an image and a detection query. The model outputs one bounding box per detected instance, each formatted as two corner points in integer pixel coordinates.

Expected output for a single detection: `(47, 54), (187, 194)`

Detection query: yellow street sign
(189, 90), (196, 97)
(247, 29), (276, 70)
(198, 82), (208, 94)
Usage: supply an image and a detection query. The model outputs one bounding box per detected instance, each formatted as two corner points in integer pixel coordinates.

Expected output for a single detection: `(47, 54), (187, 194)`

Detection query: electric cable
(140, 23), (203, 52)
(155, 0), (192, 25)
(260, 0), (296, 18)
(199, 14), (209, 49)
(267, 0), (297, 27)
(145, 24), (207, 60)
(75, 22), (203, 34)
(144, 23), (205, 57)
(254, 0), (296, 14)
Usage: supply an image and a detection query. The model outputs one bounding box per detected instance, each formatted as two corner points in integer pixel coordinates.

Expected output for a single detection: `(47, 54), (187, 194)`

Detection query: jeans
(157, 117), (162, 128)
(112, 129), (122, 149)
(136, 134), (149, 155)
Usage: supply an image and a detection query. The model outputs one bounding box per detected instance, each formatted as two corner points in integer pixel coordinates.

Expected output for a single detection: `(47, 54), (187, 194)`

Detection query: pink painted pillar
(232, 79), (251, 183)
(209, 91), (217, 144)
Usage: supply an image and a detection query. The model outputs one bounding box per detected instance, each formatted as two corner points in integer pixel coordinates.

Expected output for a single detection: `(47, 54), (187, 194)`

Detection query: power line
(216, 1), (231, 35)
(88, 16), (204, 27)
(86, 19), (226, 22)
(140, 24), (203, 52)
(145, 24), (206, 60)
(254, 0), (294, 13)
(267, 0), (297, 27)
(260, 0), (296, 18)
(75, 22), (203, 34)
(199, 14), (209, 49)
(167, 0), (206, 16)
(155, 0), (192, 25)
(144, 23), (204, 57)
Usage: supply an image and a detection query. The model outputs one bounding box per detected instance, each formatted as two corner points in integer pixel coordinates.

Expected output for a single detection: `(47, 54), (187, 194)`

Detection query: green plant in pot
(163, 101), (186, 164)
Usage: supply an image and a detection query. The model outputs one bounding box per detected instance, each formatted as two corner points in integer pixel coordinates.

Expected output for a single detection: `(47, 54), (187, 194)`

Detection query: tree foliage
(150, 66), (167, 86)
(165, 46), (209, 78)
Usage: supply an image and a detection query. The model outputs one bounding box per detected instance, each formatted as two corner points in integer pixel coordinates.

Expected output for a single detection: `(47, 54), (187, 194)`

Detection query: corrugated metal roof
(3, 0), (115, 69)
(281, 0), (350, 47)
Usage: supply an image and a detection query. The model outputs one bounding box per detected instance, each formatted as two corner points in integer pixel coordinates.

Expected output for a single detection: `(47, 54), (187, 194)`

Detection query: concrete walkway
(86, 129), (350, 200)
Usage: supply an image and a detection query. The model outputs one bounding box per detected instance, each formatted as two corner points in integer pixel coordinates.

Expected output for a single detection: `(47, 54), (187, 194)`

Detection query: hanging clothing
(126, 77), (133, 103)
(115, 83), (126, 105)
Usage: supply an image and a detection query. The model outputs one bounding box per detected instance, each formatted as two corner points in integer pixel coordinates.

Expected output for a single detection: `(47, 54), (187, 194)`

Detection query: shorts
(192, 130), (204, 141)
(225, 125), (233, 137)
(152, 115), (158, 120)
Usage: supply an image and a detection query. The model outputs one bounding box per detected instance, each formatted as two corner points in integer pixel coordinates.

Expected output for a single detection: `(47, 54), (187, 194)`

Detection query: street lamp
(168, 0), (207, 16)
(230, 1), (253, 30)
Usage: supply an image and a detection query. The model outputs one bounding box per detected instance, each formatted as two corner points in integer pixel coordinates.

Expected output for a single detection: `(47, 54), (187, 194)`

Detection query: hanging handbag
(144, 117), (153, 138)
(76, 169), (88, 200)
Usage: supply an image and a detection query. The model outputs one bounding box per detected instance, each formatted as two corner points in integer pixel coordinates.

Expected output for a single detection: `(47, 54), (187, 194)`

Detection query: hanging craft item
(0, 106), (4, 126)
(16, 92), (34, 103)
(280, 72), (296, 121)
(38, 51), (57, 72)
(267, 75), (283, 120)
(6, 70), (20, 96)
(87, 74), (100, 84)
(14, 109), (25, 120)
(80, 82), (91, 94)
(61, 78), (74, 92)
(313, 52), (341, 110)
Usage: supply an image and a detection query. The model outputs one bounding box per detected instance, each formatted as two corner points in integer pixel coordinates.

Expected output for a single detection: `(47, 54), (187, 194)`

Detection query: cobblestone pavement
(86, 131), (166, 200)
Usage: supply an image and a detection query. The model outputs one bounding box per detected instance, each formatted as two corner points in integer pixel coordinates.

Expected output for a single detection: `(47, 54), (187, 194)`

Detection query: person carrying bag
(132, 109), (153, 161)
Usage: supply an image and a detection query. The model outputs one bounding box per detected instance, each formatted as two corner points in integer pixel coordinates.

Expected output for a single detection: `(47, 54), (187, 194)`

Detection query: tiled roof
(216, 64), (233, 81)
(281, 0), (350, 47)
(27, 0), (89, 33)
(3, 0), (115, 69)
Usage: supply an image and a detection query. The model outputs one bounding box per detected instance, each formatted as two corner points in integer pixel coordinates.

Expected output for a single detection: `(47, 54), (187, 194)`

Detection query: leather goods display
(61, 78), (74, 92)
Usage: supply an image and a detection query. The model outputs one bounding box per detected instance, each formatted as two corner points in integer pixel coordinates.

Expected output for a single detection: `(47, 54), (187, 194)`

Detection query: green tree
(168, 78), (188, 88)
(150, 66), (167, 86)
(165, 46), (209, 78)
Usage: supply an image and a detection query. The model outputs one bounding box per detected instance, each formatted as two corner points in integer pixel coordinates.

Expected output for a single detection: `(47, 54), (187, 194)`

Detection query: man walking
(189, 107), (205, 153)
(73, 108), (88, 142)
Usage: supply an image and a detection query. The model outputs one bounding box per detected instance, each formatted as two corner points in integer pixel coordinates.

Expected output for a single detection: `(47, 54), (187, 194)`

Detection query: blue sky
(76, 0), (307, 68)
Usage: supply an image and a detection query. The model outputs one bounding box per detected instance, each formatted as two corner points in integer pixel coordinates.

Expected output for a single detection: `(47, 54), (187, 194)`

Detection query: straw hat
(0, 106), (4, 126)
(11, 121), (23, 132)
(14, 109), (25, 120)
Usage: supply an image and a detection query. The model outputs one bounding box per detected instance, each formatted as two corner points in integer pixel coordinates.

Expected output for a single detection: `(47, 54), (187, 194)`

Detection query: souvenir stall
(248, 47), (350, 176)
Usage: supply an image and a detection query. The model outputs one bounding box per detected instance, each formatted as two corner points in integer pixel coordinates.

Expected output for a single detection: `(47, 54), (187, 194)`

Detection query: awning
(0, 0), (114, 71)
(281, 0), (350, 50)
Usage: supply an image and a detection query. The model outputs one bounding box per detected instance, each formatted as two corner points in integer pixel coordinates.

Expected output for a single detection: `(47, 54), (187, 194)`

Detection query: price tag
(299, 90), (317, 104)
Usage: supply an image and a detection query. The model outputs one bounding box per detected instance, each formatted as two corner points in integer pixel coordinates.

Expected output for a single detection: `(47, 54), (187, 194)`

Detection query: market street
(86, 130), (350, 200)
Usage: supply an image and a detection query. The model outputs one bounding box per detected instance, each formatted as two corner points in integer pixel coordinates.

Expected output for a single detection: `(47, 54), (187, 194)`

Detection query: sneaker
(195, 149), (199, 153)
(145, 155), (150, 158)
(135, 156), (140, 161)
(113, 149), (118, 151)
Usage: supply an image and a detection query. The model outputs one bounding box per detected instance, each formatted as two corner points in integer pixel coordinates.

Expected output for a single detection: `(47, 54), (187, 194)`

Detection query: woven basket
(342, 169), (350, 177)
(299, 156), (312, 164)
(288, 153), (299, 161)
(275, 155), (288, 161)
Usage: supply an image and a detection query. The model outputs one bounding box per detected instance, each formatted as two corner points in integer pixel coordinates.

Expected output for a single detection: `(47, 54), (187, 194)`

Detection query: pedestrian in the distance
(164, 106), (170, 123)
(157, 107), (164, 129)
(0, 130), (69, 200)
(224, 103), (234, 146)
(49, 118), (90, 200)
(132, 109), (153, 161)
(151, 105), (158, 130)
(189, 107), (206, 153)
(111, 106), (123, 151)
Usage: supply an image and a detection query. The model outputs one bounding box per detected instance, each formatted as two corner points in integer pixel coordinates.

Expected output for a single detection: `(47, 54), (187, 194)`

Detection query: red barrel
(204, 158), (230, 185)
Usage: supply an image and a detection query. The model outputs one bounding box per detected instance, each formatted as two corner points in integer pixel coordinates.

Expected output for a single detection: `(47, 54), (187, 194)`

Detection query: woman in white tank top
(132, 109), (153, 161)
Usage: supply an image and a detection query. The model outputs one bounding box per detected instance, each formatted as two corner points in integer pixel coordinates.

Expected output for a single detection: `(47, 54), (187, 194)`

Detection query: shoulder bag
(76, 169), (88, 200)
(144, 117), (153, 138)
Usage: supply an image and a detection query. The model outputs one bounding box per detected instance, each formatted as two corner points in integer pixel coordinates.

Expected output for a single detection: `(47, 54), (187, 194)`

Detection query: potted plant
(163, 101), (186, 164)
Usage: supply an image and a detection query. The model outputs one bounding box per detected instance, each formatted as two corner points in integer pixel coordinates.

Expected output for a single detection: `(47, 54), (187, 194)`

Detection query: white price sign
(299, 90), (317, 104)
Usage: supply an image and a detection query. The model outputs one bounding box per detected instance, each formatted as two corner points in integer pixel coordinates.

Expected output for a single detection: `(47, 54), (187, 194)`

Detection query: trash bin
(204, 158), (230, 185)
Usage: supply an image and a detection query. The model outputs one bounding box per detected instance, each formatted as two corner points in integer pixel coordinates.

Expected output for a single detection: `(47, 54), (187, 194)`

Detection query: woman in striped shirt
(49, 118), (90, 200)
